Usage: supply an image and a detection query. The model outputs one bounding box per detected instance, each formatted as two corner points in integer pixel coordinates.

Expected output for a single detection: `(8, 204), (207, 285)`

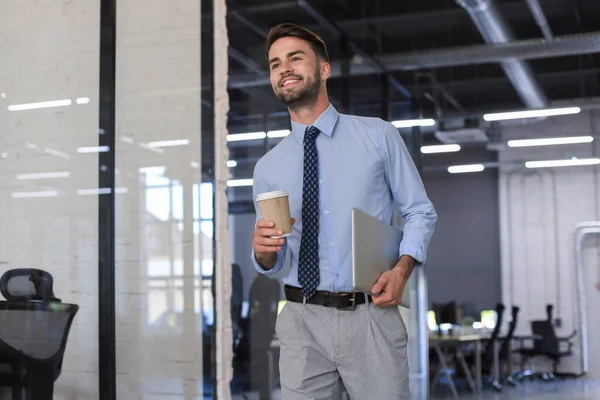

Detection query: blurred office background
(1, 0), (600, 399)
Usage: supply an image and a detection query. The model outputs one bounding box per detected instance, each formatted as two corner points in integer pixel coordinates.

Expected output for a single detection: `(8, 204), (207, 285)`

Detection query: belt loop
(364, 293), (370, 308)
(303, 296), (307, 306)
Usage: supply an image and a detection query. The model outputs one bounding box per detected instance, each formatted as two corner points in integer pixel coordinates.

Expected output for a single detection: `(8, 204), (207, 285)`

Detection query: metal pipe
(456, 0), (547, 108)
(227, 31), (600, 90)
(296, 0), (411, 99)
(525, 0), (554, 41)
(573, 222), (600, 376)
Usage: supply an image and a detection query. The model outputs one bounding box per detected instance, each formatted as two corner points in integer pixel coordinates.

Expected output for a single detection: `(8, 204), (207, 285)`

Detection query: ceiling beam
(224, 31), (600, 90)
(296, 0), (411, 99)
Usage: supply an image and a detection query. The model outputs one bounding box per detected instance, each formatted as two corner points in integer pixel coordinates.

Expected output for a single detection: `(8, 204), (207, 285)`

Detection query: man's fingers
(254, 227), (284, 238)
(371, 274), (389, 295)
(256, 219), (276, 228)
(291, 218), (296, 225)
(255, 236), (285, 247)
(372, 293), (395, 306)
(254, 244), (282, 253)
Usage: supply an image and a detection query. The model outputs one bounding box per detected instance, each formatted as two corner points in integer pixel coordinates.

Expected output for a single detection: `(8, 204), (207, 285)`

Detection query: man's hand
(253, 218), (296, 270)
(371, 255), (417, 307)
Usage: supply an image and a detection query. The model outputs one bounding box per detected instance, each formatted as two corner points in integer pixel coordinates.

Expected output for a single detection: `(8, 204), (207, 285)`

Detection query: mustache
(279, 74), (303, 87)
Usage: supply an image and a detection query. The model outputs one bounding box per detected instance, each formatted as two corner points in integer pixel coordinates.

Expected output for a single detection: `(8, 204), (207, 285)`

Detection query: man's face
(268, 37), (323, 109)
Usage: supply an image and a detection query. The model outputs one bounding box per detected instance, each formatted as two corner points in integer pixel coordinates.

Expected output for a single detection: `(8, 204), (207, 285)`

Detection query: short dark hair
(265, 23), (330, 63)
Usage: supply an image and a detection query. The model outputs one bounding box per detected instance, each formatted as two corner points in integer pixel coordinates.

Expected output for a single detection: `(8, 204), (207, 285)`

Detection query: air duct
(456, 0), (548, 108)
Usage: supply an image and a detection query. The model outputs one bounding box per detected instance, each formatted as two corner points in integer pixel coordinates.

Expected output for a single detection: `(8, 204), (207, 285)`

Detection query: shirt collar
(290, 103), (339, 143)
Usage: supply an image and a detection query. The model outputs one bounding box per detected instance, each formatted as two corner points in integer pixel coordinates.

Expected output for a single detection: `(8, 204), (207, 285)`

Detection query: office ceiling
(200, 0), (600, 186)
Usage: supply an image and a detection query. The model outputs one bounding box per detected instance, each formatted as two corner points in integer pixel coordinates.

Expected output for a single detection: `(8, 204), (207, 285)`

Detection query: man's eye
(271, 63), (280, 70)
(292, 57), (301, 61)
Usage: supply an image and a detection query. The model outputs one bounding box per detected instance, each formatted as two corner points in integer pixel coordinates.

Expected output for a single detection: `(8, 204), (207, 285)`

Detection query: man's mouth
(281, 77), (302, 87)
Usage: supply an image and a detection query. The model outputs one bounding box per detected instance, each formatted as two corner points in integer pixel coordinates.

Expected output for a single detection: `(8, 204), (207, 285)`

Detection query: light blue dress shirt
(251, 104), (437, 293)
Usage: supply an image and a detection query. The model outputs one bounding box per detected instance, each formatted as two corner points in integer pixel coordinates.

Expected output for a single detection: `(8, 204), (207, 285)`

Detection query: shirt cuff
(399, 241), (426, 266)
(252, 243), (287, 277)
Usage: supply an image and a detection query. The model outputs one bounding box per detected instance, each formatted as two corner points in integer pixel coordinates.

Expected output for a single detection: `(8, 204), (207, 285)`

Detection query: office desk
(429, 333), (500, 398)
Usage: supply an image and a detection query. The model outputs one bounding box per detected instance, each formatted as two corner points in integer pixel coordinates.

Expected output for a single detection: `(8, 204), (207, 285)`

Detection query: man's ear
(320, 61), (331, 81)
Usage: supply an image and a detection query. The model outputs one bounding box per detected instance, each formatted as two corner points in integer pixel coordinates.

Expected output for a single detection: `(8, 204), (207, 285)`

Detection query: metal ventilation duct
(455, 0), (548, 108)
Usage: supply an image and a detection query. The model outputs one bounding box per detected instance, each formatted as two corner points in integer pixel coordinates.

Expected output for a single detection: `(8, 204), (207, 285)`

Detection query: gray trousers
(276, 299), (410, 400)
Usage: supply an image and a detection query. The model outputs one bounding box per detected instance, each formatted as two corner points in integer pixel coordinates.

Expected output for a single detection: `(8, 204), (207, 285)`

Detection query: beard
(275, 66), (321, 110)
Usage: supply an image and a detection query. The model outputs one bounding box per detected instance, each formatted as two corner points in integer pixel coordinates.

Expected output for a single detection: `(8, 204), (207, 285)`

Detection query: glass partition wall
(113, 0), (212, 398)
(0, 1), (101, 398)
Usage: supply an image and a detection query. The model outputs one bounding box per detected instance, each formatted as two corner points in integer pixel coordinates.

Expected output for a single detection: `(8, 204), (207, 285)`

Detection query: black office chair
(0, 301), (79, 400)
(462, 303), (506, 391)
(244, 274), (281, 400)
(516, 304), (576, 381)
(498, 306), (520, 386)
(0, 269), (60, 303)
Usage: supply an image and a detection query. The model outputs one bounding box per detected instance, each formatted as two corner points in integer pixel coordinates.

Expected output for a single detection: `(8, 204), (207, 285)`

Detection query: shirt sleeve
(381, 121), (438, 265)
(250, 161), (287, 276)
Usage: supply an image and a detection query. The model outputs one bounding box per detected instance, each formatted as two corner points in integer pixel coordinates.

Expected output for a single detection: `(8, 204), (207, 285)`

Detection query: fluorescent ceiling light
(77, 146), (109, 153)
(227, 132), (266, 142)
(26, 143), (38, 150)
(484, 107), (581, 122)
(139, 143), (165, 154)
(45, 148), (71, 160)
(12, 190), (58, 198)
(227, 160), (238, 168)
(190, 161), (200, 169)
(508, 135), (593, 148)
(146, 139), (190, 148)
(77, 187), (128, 195)
(17, 171), (70, 180)
(76, 97), (90, 104)
(421, 144), (461, 154)
(448, 164), (485, 174)
(391, 119), (435, 128)
(267, 129), (290, 138)
(8, 99), (72, 111)
(525, 157), (600, 169)
(227, 179), (253, 187)
(120, 136), (134, 144)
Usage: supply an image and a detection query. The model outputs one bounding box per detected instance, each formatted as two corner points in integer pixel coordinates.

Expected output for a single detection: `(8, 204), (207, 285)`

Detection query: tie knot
(304, 126), (320, 141)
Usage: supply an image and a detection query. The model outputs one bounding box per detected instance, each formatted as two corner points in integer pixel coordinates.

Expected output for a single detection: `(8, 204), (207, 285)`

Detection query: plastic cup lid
(256, 190), (288, 202)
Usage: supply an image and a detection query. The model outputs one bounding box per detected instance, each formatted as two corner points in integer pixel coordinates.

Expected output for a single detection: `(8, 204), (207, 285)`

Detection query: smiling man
(250, 23), (437, 399)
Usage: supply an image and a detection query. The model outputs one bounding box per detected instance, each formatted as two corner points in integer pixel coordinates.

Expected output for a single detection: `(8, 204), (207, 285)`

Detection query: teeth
(283, 79), (299, 87)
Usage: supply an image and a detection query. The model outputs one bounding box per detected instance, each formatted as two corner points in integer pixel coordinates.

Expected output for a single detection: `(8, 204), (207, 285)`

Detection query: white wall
(498, 109), (600, 376)
(0, 1), (100, 398)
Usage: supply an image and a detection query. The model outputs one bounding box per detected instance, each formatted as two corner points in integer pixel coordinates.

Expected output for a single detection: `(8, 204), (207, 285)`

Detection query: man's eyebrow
(268, 50), (307, 65)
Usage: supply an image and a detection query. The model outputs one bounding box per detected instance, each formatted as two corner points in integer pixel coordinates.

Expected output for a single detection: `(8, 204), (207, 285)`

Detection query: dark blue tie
(298, 126), (321, 298)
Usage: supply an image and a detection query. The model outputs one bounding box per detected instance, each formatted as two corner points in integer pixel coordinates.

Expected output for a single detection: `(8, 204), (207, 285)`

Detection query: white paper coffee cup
(256, 190), (292, 238)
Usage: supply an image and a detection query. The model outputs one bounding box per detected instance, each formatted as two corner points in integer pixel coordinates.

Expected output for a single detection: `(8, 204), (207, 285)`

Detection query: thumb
(291, 218), (297, 225)
(371, 273), (389, 295)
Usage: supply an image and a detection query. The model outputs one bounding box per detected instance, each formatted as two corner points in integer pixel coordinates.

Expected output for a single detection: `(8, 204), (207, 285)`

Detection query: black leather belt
(284, 285), (370, 311)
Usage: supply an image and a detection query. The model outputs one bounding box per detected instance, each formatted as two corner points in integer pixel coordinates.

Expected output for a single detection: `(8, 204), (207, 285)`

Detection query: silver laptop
(352, 208), (410, 308)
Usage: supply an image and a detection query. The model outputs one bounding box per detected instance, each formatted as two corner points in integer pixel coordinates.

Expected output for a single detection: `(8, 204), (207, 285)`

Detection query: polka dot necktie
(298, 125), (321, 299)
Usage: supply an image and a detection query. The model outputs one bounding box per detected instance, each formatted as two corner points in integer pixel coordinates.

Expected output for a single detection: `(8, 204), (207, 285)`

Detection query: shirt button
(329, 243), (335, 248)
(324, 210), (330, 215)
(319, 179), (324, 184)
(336, 273), (340, 278)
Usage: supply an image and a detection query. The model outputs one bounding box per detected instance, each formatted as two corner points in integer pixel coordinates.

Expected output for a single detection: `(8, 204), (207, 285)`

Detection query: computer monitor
(480, 309), (497, 329)
(427, 310), (437, 331)
(277, 300), (286, 315)
(432, 301), (458, 326)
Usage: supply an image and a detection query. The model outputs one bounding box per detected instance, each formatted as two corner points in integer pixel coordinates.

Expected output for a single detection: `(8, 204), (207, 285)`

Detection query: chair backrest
(499, 306), (520, 358)
(531, 320), (559, 355)
(0, 269), (60, 302)
(0, 301), (78, 365)
(484, 303), (505, 357)
(248, 274), (280, 349)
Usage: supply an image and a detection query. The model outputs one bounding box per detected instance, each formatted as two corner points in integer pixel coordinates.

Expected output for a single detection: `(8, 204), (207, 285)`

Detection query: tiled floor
(431, 378), (600, 400)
